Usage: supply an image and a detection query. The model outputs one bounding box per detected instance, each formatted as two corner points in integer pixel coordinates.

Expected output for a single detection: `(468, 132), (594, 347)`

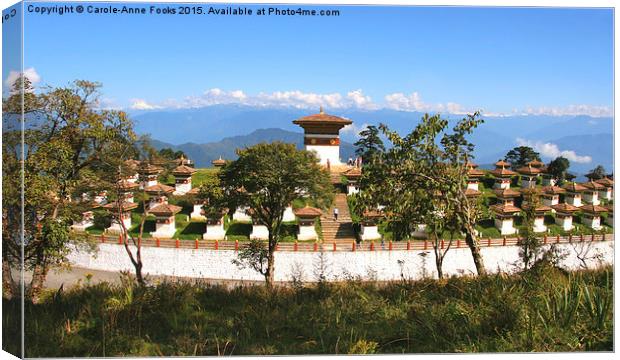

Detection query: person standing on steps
(333, 207), (339, 221)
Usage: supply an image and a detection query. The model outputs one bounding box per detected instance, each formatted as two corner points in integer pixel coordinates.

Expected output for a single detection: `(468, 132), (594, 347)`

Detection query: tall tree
(546, 156), (571, 184)
(504, 146), (541, 170)
(354, 125), (385, 166)
(586, 165), (607, 181)
(222, 142), (333, 286)
(2, 78), (136, 301)
(359, 112), (487, 276)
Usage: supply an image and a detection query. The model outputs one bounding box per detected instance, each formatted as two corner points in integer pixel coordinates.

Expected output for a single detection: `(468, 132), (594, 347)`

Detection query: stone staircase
(321, 193), (356, 242)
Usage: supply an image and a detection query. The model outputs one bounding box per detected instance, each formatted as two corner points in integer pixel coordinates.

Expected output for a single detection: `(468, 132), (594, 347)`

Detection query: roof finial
(319, 106), (324, 114)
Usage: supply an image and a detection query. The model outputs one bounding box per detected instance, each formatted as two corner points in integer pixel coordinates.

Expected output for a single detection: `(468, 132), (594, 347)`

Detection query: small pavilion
(123, 159), (141, 183)
(595, 177), (614, 201)
(541, 186), (566, 208)
(145, 183), (175, 210)
(551, 203), (579, 231)
(172, 164), (197, 195)
(489, 160), (516, 189)
(211, 156), (226, 168)
(248, 209), (269, 240)
(293, 107), (352, 165)
(466, 162), (485, 191)
(343, 167), (362, 195)
(491, 203), (521, 235)
(582, 181), (604, 206)
(493, 188), (521, 206)
(294, 206), (323, 241)
(71, 202), (101, 232)
(562, 182), (586, 207)
(202, 208), (228, 240)
(360, 209), (383, 241)
(138, 163), (163, 189)
(103, 201), (138, 234)
(94, 190), (108, 205)
(149, 203), (182, 238)
(117, 180), (139, 203)
(517, 164), (541, 188)
(465, 188), (482, 198)
(186, 187), (206, 220)
(580, 204), (607, 230)
(521, 201), (552, 233)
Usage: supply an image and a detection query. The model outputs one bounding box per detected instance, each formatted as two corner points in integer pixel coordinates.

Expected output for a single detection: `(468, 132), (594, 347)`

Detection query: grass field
(3, 264), (612, 356)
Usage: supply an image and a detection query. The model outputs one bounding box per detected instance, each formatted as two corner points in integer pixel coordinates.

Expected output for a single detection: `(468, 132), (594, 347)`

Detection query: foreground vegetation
(3, 264), (612, 356)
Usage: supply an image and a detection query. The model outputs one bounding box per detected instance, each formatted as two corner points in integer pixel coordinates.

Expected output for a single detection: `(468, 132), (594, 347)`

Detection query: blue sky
(4, 2), (614, 116)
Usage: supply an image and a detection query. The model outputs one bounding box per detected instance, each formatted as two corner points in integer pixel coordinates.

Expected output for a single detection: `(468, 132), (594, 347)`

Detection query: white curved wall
(68, 241), (614, 282)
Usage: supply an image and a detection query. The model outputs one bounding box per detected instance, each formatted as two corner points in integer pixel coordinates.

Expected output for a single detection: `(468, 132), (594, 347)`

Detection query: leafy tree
(2, 78), (137, 301)
(359, 112), (487, 276)
(518, 190), (543, 271)
(354, 125), (385, 166)
(221, 142), (333, 286)
(197, 175), (227, 220)
(546, 157), (570, 184)
(504, 146), (541, 170)
(158, 147), (186, 161)
(586, 165), (607, 181)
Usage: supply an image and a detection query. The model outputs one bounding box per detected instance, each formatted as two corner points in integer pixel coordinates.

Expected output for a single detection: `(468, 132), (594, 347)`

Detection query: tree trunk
(28, 262), (48, 303)
(265, 243), (275, 288)
(2, 259), (16, 299)
(464, 225), (486, 276)
(434, 253), (444, 279)
(134, 261), (144, 286)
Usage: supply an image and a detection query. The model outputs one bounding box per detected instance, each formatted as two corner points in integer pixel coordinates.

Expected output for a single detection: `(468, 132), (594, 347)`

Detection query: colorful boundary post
(156, 238), (160, 247)
(333, 242), (336, 252)
(235, 239), (239, 251)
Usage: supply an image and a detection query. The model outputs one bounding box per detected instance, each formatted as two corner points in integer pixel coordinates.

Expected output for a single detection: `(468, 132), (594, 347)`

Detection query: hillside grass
(3, 264), (612, 357)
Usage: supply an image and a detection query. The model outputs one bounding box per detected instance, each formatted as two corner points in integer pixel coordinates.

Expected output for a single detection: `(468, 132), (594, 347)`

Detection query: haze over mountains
(131, 105), (613, 176)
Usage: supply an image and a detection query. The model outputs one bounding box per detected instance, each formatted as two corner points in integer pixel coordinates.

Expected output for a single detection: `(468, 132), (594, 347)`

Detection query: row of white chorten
(341, 159), (614, 236)
(72, 157), (326, 240)
(464, 160), (614, 235)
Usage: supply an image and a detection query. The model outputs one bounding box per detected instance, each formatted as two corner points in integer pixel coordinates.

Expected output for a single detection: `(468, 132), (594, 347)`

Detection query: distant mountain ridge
(133, 104), (612, 173)
(151, 128), (357, 167)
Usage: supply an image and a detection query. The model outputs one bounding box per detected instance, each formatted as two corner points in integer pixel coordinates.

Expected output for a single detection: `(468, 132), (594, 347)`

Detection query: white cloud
(346, 89), (377, 109)
(126, 88), (611, 118)
(516, 138), (592, 164)
(130, 98), (162, 110)
(140, 88), (378, 110)
(4, 67), (41, 92)
(520, 104), (612, 118)
(383, 91), (472, 114)
(341, 122), (370, 137)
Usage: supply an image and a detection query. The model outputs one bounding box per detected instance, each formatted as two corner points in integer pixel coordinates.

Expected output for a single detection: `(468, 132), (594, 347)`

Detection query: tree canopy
(2, 78), (138, 300)
(358, 112), (487, 275)
(504, 146), (541, 170)
(221, 142), (333, 285)
(586, 165), (607, 181)
(354, 125), (385, 165)
(546, 157), (571, 184)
